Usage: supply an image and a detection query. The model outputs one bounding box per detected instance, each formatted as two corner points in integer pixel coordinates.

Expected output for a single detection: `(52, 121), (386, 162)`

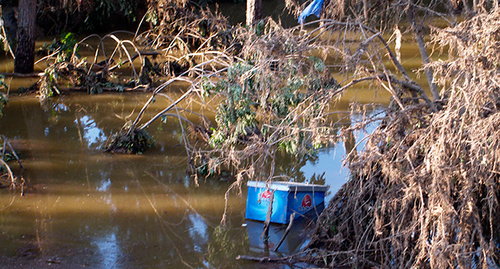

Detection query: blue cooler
(245, 181), (328, 224)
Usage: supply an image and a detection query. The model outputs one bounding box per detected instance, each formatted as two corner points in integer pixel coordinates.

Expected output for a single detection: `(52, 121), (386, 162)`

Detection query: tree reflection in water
(0, 94), (354, 267)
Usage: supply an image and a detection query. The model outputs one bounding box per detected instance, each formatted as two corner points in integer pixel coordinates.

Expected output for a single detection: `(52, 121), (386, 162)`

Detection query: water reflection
(246, 219), (314, 255)
(94, 231), (121, 268)
(301, 147), (347, 201)
(300, 110), (382, 202)
(96, 178), (111, 192)
(188, 213), (209, 253)
(77, 115), (107, 149)
(54, 103), (69, 112)
(0, 94), (372, 267)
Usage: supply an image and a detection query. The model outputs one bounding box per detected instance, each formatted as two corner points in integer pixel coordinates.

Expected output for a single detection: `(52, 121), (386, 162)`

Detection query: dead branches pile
(31, 0), (236, 101)
(34, 32), (157, 100)
(138, 0), (237, 75)
(306, 9), (500, 268)
(142, 0), (233, 51)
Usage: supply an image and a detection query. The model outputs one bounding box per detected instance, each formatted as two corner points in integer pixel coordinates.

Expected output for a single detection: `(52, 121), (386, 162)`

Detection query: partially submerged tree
(104, 2), (238, 156)
(33, 31), (159, 100)
(246, 0), (262, 26)
(191, 19), (342, 184)
(14, 0), (36, 74)
(306, 7), (500, 269)
(105, 0), (444, 184)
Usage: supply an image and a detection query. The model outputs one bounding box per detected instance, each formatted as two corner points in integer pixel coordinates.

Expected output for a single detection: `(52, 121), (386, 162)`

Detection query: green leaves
(145, 8), (159, 25)
(60, 32), (78, 60)
(40, 32), (79, 62)
(191, 21), (341, 177)
(309, 56), (326, 72)
(204, 54), (336, 157)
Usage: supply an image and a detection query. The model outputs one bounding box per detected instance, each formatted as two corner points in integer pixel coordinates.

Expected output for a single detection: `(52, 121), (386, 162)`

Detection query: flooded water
(0, 93), (244, 267)
(0, 90), (366, 268)
(0, 3), (428, 268)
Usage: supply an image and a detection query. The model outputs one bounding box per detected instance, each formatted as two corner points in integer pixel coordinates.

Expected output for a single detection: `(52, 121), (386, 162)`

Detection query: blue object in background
(298, 0), (325, 24)
(245, 181), (328, 224)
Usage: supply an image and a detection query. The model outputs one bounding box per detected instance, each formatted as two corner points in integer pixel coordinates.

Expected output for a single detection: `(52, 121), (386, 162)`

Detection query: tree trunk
(363, 0), (368, 20)
(461, 0), (471, 14)
(246, 0), (262, 26)
(14, 0), (36, 74)
(407, 0), (440, 101)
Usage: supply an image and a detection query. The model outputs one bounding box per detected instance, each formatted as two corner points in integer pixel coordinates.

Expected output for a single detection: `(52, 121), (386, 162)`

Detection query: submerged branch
(0, 159), (14, 186)
(1, 135), (24, 170)
(0, 72), (44, 78)
(138, 87), (194, 131)
(407, 1), (440, 101)
(126, 76), (193, 136)
(129, 55), (231, 135)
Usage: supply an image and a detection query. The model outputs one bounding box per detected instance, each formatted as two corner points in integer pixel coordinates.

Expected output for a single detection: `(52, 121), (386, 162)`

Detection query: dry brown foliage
(307, 9), (500, 268)
(139, 0), (235, 54)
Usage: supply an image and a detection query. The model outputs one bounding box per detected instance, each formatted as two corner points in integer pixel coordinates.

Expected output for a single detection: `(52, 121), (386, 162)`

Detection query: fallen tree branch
(137, 87), (194, 131)
(1, 135), (24, 170)
(335, 74), (435, 104)
(51, 85), (150, 92)
(273, 213), (295, 252)
(0, 72), (44, 78)
(107, 51), (161, 73)
(236, 255), (293, 263)
(407, 0), (440, 101)
(0, 159), (14, 186)
(261, 190), (275, 239)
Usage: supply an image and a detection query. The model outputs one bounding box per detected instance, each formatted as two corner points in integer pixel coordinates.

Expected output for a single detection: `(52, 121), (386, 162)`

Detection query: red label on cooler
(298, 194), (312, 211)
(260, 189), (272, 200)
(302, 194), (312, 208)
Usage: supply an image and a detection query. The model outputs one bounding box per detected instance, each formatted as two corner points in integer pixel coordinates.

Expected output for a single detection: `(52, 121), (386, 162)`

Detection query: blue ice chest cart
(245, 181), (328, 224)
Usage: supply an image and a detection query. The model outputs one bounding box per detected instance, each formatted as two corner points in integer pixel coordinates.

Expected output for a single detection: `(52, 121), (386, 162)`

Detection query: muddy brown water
(0, 5), (430, 268)
(0, 90), (367, 268)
